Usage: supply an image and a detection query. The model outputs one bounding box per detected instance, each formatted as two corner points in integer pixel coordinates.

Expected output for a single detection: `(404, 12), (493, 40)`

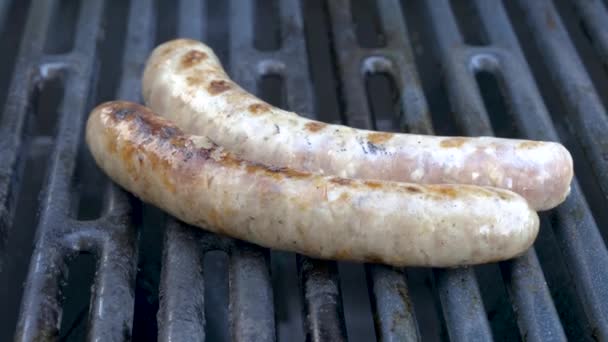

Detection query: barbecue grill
(1, 0), (607, 341)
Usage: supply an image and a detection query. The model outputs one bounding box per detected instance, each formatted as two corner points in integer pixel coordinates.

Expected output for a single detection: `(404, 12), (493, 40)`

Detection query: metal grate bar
(158, 221), (207, 341)
(366, 265), (419, 342)
(0, 0), (10, 32)
(157, 1), (232, 341)
(518, 0), (608, 210)
(423, 1), (492, 134)
(545, 184), (608, 340)
(515, 0), (608, 338)
(85, 0), (155, 340)
(116, 0), (156, 102)
(469, 3), (571, 339)
(229, 244), (276, 341)
(422, 1), (566, 341)
(425, 1), (567, 340)
(2, 1), (606, 340)
(434, 268), (492, 341)
(499, 251), (565, 341)
(326, 1), (430, 341)
(228, 1), (343, 341)
(225, 2), (303, 341)
(328, 0), (432, 132)
(230, 0), (313, 114)
(298, 257), (347, 342)
(13, 0), (107, 339)
(330, 1), (491, 339)
(157, 2), (208, 341)
(12, 0), (103, 336)
(428, 0), (608, 339)
(436, 0), (567, 340)
(0, 0), (55, 267)
(13, 0), (149, 340)
(571, 0), (608, 66)
(178, 0), (204, 42)
(160, 2), (277, 341)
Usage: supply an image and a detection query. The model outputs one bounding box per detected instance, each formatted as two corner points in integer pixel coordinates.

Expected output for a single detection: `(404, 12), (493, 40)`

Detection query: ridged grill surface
(0, 0), (607, 341)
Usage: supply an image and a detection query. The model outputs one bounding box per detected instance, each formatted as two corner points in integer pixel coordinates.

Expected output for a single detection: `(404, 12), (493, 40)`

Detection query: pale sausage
(86, 101), (539, 267)
(142, 39), (573, 211)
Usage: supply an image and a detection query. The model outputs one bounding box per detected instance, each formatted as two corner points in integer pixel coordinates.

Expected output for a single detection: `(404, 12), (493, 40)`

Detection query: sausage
(86, 101), (539, 267)
(142, 38), (573, 211)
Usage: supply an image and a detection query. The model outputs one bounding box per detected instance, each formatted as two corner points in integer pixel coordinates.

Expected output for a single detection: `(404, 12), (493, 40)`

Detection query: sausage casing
(143, 39), (573, 211)
(86, 101), (539, 267)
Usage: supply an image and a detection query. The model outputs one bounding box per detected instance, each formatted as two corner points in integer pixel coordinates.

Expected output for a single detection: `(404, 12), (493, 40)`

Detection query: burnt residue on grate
(1, 0), (608, 341)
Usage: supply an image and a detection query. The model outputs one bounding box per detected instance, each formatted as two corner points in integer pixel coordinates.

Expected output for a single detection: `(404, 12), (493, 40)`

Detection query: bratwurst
(86, 101), (539, 267)
(142, 39), (573, 211)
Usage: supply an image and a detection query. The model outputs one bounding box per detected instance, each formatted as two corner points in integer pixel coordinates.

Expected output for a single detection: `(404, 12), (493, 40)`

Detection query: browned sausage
(142, 38), (573, 211)
(86, 101), (539, 267)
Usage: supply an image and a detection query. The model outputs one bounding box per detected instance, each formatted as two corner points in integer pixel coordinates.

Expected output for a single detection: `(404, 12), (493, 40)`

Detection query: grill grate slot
(157, 221), (207, 341)
(0, 138), (52, 341)
(328, 1), (433, 341)
(474, 71), (516, 139)
(302, 0), (342, 124)
(534, 214), (593, 339)
(204, 250), (231, 340)
(44, 0), (80, 54)
(254, 0), (282, 51)
(350, 0), (386, 48)
(259, 74), (287, 108)
(1, 0), (608, 341)
(57, 252), (96, 341)
(450, 0), (488, 46)
(338, 263), (377, 342)
(516, 1), (608, 227)
(571, 0), (608, 68)
(365, 72), (402, 131)
(567, 0), (608, 107)
(6, 0), (140, 340)
(424, 1), (569, 340)
(0, 0), (31, 117)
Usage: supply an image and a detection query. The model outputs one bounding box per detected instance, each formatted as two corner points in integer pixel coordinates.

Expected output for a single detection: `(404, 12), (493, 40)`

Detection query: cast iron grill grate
(0, 0), (607, 341)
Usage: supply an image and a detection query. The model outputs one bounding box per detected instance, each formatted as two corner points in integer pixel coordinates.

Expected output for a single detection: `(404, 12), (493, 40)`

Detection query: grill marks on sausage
(248, 103), (271, 115)
(180, 50), (208, 69)
(433, 187), (457, 198)
(106, 101), (184, 136)
(329, 177), (353, 186)
(246, 163), (310, 180)
(101, 103), (515, 207)
(103, 102), (320, 184)
(159, 45), (175, 57)
(207, 80), (231, 95)
(336, 249), (384, 264)
(304, 121), (327, 132)
(440, 137), (468, 148)
(108, 131), (178, 193)
(405, 185), (422, 193)
(518, 141), (543, 149)
(266, 166), (309, 179)
(364, 181), (382, 189)
(186, 76), (204, 86)
(367, 132), (393, 144)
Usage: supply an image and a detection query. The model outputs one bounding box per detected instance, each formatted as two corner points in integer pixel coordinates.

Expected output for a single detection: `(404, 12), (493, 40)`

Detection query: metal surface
(0, 0), (138, 341)
(0, 0), (607, 341)
(424, 1), (567, 340)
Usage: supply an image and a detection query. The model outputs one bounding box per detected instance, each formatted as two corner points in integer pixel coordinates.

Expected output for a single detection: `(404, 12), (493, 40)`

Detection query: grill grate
(0, 0), (607, 341)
